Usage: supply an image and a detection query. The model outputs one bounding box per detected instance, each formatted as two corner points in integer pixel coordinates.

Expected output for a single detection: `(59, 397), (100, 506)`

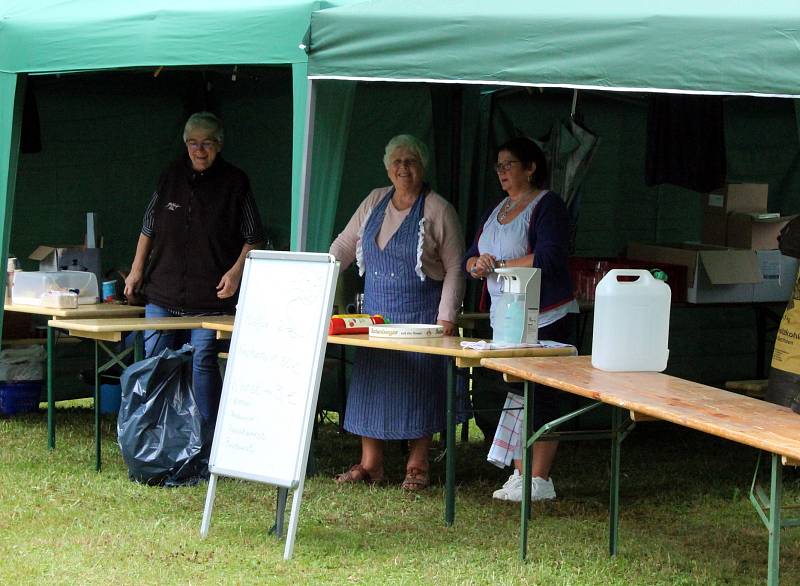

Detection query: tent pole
(291, 64), (312, 251)
(294, 75), (317, 252)
(0, 73), (25, 334)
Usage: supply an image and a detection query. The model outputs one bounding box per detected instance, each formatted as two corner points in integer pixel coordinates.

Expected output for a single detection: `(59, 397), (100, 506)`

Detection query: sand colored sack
(767, 266), (800, 409)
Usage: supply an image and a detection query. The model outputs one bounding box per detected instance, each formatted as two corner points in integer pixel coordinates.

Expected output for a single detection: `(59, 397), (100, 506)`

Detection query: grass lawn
(1, 405), (799, 585)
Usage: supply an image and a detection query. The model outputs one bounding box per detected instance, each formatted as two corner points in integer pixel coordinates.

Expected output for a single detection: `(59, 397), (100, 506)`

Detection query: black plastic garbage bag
(118, 346), (210, 486)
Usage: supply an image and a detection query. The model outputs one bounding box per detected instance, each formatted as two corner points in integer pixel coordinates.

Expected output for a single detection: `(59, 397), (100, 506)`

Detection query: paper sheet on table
(459, 339), (574, 350)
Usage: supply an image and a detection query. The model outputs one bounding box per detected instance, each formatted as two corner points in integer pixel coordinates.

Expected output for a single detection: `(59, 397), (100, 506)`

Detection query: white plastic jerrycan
(591, 269), (671, 372)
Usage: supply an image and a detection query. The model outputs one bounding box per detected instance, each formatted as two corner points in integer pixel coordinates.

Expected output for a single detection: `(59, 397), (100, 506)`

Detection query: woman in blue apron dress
(329, 135), (465, 491)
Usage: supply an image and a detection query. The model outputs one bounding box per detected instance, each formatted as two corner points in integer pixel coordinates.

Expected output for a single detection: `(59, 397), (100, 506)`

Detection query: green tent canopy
(0, 0), (355, 294)
(298, 0), (800, 253)
(307, 0), (800, 97)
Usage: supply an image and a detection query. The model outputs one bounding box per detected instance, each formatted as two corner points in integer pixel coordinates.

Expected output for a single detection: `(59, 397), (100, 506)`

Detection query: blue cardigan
(462, 190), (574, 312)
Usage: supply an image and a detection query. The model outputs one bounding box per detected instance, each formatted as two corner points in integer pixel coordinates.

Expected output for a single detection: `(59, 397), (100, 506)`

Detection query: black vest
(144, 155), (250, 312)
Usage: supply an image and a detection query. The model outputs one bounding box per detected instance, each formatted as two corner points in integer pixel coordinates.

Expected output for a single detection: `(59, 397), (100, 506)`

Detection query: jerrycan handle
(603, 268), (654, 285)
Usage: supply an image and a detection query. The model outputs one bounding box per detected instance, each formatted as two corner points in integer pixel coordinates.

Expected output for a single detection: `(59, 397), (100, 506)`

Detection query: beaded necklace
(496, 189), (535, 223)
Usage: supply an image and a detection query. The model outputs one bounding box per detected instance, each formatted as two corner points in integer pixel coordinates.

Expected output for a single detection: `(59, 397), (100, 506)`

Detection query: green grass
(1, 406), (799, 585)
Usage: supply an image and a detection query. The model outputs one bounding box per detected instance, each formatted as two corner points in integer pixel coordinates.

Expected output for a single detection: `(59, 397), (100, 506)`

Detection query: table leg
(47, 325), (55, 449)
(94, 340), (101, 471)
(134, 331), (144, 362)
(767, 453), (783, 586)
(520, 380), (533, 560)
(609, 407), (622, 556)
(445, 360), (456, 526)
(756, 307), (767, 379)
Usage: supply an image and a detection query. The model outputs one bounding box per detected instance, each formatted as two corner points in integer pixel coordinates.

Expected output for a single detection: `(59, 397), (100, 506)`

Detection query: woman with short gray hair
(124, 111), (264, 440)
(329, 134), (465, 491)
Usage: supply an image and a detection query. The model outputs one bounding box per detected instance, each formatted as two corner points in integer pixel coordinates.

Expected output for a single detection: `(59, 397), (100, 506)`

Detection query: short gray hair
(382, 134), (429, 170)
(183, 112), (224, 144)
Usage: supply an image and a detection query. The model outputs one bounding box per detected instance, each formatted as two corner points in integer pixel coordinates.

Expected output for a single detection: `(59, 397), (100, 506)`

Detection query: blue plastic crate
(0, 381), (42, 415)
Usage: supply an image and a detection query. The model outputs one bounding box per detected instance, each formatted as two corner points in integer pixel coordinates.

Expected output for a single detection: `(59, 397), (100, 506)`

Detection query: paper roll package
(368, 324), (444, 338)
(329, 314), (385, 335)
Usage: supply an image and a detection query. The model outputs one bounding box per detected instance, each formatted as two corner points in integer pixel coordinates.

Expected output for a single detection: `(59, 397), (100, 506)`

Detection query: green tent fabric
(0, 1), (362, 334)
(0, 0), (334, 72)
(307, 0), (800, 97)
(301, 0), (800, 255)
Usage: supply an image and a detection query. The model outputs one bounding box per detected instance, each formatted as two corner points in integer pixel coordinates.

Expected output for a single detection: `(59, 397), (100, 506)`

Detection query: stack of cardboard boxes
(628, 183), (798, 303)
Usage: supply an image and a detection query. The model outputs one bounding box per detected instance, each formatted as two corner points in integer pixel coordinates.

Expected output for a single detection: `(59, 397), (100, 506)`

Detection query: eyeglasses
(186, 139), (219, 151)
(494, 160), (521, 173)
(390, 158), (421, 169)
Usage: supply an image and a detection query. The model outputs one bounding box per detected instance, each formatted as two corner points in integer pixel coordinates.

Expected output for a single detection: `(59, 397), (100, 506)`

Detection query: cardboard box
(28, 245), (102, 291)
(753, 250), (800, 302)
(702, 183), (769, 245)
(627, 242), (763, 303)
(726, 213), (796, 250)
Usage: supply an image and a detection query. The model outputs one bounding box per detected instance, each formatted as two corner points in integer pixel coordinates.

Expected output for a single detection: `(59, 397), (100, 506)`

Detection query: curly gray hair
(382, 134), (430, 171)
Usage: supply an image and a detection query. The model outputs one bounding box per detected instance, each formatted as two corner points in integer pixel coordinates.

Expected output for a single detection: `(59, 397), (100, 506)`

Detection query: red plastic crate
(569, 257), (687, 303)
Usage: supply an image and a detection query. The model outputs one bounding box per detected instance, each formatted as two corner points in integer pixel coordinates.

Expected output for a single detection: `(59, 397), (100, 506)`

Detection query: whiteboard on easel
(208, 250), (338, 487)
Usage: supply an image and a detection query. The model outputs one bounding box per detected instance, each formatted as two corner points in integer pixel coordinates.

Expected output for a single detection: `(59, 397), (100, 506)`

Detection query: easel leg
(767, 453), (782, 586)
(445, 360), (456, 526)
(200, 473), (219, 538)
(269, 487), (289, 538)
(609, 407), (622, 556)
(520, 380), (533, 560)
(284, 481), (305, 560)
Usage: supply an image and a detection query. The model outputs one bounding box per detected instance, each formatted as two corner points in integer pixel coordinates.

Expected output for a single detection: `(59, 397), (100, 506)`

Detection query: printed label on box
(760, 255), (782, 282)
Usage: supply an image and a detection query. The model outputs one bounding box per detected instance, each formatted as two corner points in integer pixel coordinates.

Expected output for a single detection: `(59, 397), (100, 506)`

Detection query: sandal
(334, 464), (384, 485)
(401, 467), (429, 491)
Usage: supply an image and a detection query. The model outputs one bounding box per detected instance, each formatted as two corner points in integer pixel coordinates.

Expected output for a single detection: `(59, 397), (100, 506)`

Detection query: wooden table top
(46, 316), (206, 342)
(201, 316), (573, 367)
(480, 355), (800, 461)
(202, 316), (235, 333)
(5, 302), (145, 319)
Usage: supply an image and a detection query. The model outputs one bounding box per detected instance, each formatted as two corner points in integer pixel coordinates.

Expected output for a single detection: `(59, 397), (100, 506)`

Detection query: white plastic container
(591, 269), (671, 372)
(11, 270), (99, 306)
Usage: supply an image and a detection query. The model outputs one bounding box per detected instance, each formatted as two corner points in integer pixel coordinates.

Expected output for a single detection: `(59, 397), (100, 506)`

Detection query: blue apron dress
(344, 189), (447, 440)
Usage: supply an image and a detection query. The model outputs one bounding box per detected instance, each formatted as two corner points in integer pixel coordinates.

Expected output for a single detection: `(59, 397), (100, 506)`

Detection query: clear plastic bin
(11, 270), (99, 306)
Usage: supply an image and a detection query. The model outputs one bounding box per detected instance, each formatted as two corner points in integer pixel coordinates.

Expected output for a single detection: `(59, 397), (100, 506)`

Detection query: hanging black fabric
(20, 78), (42, 154)
(645, 94), (726, 193)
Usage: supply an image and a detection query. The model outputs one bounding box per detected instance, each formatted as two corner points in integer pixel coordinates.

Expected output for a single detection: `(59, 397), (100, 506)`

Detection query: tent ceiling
(308, 0), (800, 97)
(0, 0), (350, 74)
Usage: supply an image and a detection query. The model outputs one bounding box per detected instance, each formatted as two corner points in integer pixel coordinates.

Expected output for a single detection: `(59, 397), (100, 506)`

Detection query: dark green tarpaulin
(308, 0), (800, 97)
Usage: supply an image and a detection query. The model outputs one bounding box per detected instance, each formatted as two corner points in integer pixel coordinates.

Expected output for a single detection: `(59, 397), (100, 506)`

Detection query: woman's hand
(437, 319), (458, 336)
(469, 253), (496, 279)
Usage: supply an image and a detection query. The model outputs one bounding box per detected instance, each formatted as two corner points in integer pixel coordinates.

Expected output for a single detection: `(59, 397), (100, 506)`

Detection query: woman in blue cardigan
(464, 136), (576, 503)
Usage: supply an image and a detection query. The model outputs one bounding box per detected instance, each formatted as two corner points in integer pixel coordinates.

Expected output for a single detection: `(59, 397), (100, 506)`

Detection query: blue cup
(102, 280), (116, 302)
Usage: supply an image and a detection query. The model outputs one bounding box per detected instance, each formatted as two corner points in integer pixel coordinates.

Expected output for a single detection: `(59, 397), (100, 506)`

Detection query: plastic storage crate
(568, 257), (687, 303)
(0, 381), (42, 415)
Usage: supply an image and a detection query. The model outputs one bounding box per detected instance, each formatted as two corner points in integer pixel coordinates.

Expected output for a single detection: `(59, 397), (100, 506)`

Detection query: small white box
(12, 271), (99, 306)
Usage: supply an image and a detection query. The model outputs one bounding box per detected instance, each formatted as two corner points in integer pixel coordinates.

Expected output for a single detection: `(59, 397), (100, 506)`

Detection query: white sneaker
(530, 476), (556, 502)
(492, 470), (524, 501)
(492, 471), (556, 502)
